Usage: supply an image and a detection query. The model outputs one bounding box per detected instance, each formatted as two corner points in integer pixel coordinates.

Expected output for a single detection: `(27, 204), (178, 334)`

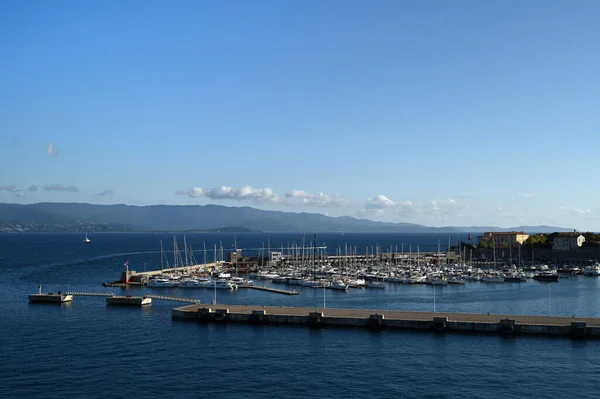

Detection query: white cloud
(176, 187), (205, 198)
(28, 185), (39, 192)
(0, 185), (27, 197)
(560, 207), (592, 214)
(47, 142), (55, 157)
(518, 193), (533, 198)
(43, 184), (78, 192)
(361, 194), (468, 223)
(285, 189), (311, 199)
(303, 192), (349, 208)
(366, 194), (396, 209)
(176, 185), (351, 207)
(285, 189), (349, 207)
(176, 185), (280, 204)
(98, 190), (114, 196)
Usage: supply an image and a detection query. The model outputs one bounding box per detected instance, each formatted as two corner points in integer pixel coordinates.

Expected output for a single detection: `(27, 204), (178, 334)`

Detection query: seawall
(172, 304), (600, 339)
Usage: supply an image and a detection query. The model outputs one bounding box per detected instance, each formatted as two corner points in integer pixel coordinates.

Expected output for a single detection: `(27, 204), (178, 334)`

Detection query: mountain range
(0, 202), (573, 233)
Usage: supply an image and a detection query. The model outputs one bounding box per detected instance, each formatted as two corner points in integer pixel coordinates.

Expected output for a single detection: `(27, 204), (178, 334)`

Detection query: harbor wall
(173, 305), (600, 339)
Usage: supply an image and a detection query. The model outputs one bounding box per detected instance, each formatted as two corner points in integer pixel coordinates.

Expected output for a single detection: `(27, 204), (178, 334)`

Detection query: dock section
(29, 292), (201, 306)
(172, 304), (600, 338)
(29, 293), (73, 303)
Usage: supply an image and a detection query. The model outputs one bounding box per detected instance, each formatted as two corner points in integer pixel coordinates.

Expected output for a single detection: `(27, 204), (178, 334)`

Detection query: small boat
(299, 279), (321, 287)
(447, 277), (466, 285)
(504, 275), (527, 283)
(364, 281), (386, 289)
(84, 232), (91, 243)
(214, 279), (236, 290)
(147, 278), (179, 288)
(583, 263), (600, 276)
(347, 278), (366, 288)
(533, 271), (559, 282)
(329, 280), (349, 290)
(426, 276), (448, 285)
(287, 277), (303, 285)
(230, 277), (253, 286)
(481, 275), (504, 283)
(255, 271), (280, 280)
(178, 278), (201, 288)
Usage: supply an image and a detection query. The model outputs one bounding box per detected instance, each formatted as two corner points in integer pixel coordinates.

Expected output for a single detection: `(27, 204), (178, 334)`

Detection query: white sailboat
(84, 232), (91, 243)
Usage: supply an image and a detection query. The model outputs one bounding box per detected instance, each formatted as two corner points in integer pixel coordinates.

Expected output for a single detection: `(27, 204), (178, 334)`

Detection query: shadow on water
(104, 304), (153, 315)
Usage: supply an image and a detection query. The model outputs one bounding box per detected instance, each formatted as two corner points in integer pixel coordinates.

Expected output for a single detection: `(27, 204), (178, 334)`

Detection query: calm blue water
(1, 232), (599, 398)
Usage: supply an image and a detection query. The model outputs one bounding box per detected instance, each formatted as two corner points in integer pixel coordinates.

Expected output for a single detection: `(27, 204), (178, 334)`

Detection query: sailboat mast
(184, 235), (189, 266)
(160, 240), (164, 271)
(234, 235), (238, 277)
(313, 233), (317, 280)
(173, 236), (178, 269)
(493, 240), (497, 269)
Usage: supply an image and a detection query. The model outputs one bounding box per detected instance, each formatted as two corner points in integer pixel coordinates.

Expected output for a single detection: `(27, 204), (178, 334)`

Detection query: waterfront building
(268, 251), (282, 263)
(228, 249), (242, 263)
(553, 232), (585, 251)
(481, 231), (529, 247)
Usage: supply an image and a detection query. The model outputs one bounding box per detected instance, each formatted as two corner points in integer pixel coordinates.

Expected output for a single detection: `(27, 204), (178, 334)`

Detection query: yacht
(287, 277), (303, 285)
(178, 278), (201, 288)
(84, 232), (91, 243)
(329, 280), (349, 290)
(192, 277), (213, 288)
(255, 271), (280, 280)
(214, 279), (236, 290)
(299, 279), (321, 287)
(481, 275), (504, 283)
(147, 277), (179, 288)
(230, 276), (253, 286)
(447, 277), (466, 285)
(364, 281), (386, 289)
(426, 276), (448, 285)
(583, 263), (600, 276)
(347, 278), (366, 288)
(504, 274), (527, 283)
(533, 270), (559, 282)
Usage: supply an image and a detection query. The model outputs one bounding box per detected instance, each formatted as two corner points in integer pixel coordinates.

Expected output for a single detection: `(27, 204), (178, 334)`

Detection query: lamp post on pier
(433, 282), (436, 313)
(548, 284), (552, 316)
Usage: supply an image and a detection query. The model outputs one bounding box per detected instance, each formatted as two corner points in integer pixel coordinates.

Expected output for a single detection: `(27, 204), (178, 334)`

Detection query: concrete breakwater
(172, 304), (600, 339)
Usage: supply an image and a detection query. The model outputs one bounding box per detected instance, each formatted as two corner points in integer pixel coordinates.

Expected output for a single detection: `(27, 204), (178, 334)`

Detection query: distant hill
(0, 202), (573, 233)
(192, 226), (262, 233)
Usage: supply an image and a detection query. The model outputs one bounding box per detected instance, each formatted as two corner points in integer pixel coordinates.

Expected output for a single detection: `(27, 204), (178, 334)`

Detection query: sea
(1, 232), (599, 398)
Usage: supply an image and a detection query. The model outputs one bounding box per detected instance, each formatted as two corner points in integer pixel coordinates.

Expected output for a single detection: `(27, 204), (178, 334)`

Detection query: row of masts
(158, 234), (538, 275)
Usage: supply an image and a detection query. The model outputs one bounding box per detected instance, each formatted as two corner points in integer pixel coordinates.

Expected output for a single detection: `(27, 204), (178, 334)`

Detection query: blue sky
(1, 0), (599, 229)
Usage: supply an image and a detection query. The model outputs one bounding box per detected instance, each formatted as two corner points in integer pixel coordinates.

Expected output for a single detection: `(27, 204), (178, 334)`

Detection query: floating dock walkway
(30, 292), (201, 306)
(172, 304), (600, 339)
(239, 285), (299, 295)
(66, 291), (115, 297)
(143, 294), (200, 303)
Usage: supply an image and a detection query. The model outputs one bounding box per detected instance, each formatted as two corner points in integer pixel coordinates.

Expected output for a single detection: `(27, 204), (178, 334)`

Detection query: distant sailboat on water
(84, 232), (91, 243)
